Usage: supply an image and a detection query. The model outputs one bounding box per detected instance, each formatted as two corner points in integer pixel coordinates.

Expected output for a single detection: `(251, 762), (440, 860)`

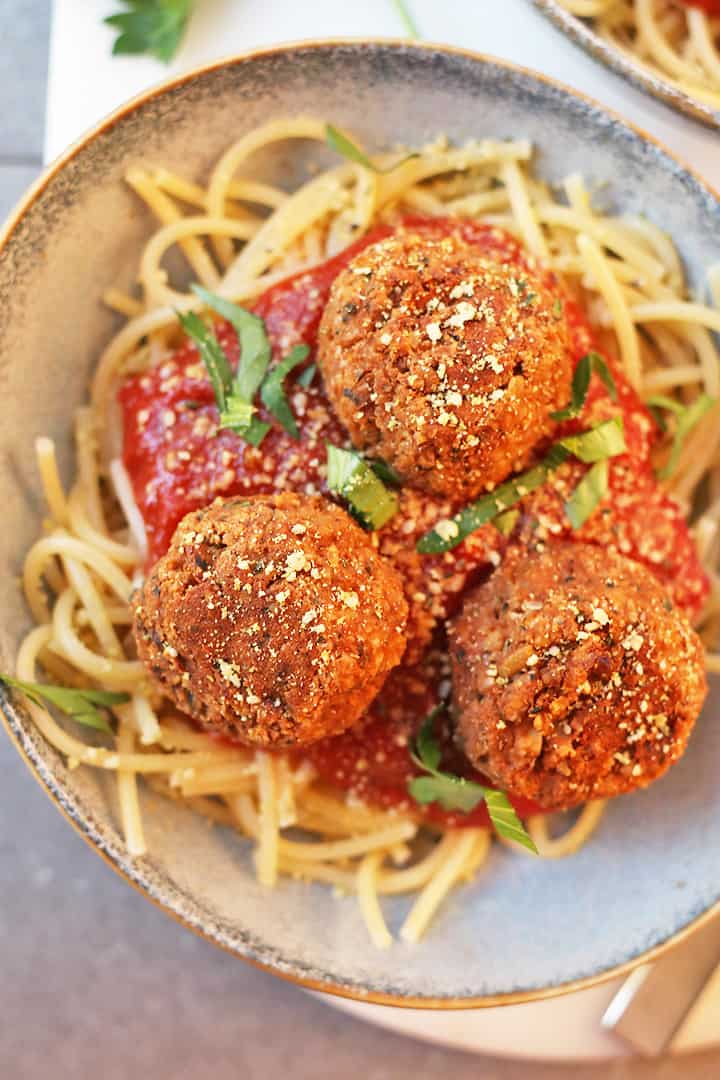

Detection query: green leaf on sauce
(325, 125), (419, 175)
(647, 393), (716, 481)
(565, 458), (609, 530)
(493, 508), (520, 536)
(417, 444), (570, 554)
(297, 363), (317, 388)
(557, 417), (626, 463)
(418, 419), (626, 554)
(326, 445), (399, 530)
(186, 286), (273, 445)
(408, 711), (537, 852)
(192, 286), (270, 403)
(1, 675), (129, 734)
(551, 352), (617, 422)
(176, 311), (232, 411)
(260, 345), (310, 439)
(105, 0), (195, 63)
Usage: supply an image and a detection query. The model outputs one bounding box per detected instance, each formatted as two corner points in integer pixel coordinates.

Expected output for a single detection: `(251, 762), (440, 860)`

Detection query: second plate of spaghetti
(2, 42), (720, 1005)
(534, 0), (720, 127)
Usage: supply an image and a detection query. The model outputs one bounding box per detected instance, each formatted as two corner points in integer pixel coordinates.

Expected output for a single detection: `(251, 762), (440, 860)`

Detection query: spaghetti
(557, 0), (720, 110)
(11, 117), (720, 946)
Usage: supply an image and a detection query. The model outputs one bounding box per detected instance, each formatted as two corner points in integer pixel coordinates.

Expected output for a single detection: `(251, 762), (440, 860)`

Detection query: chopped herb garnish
(191, 285), (272, 445)
(556, 417), (626, 463)
(552, 298), (564, 320)
(368, 458), (402, 486)
(551, 352), (617, 421)
(418, 418), (626, 554)
(260, 345), (310, 439)
(493, 508), (520, 536)
(1, 675), (129, 734)
(191, 289), (268, 403)
(326, 445), (399, 530)
(105, 0), (194, 62)
(176, 311), (232, 411)
(565, 459), (609, 529)
(647, 393), (716, 481)
(325, 125), (419, 175)
(417, 445), (569, 554)
(297, 363), (317, 389)
(408, 711), (537, 852)
(177, 310), (271, 446)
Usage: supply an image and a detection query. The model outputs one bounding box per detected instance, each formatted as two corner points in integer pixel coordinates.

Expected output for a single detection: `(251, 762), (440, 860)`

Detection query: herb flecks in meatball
(317, 228), (574, 501)
(133, 493), (408, 747)
(449, 542), (707, 809)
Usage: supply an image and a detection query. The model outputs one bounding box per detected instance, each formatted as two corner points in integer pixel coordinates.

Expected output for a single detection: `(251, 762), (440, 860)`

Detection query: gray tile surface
(0, 0), (50, 162)
(2, 4), (720, 1078)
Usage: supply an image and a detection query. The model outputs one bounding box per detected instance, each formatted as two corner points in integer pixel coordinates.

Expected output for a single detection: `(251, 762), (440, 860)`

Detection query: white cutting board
(46, 0), (720, 1061)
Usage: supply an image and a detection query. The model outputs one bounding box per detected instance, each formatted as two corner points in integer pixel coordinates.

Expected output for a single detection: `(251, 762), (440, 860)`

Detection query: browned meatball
(132, 493), (408, 747)
(449, 542), (707, 809)
(317, 228), (574, 501)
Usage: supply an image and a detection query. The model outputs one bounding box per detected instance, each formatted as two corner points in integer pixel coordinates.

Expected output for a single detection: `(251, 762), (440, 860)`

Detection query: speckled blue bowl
(1, 41), (719, 1007)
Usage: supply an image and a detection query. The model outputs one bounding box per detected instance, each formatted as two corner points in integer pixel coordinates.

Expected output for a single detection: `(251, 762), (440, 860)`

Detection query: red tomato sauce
(119, 217), (709, 828)
(679, 0), (720, 15)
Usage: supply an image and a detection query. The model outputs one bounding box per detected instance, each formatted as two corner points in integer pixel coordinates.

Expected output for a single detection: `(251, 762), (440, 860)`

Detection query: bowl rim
(531, 0), (720, 130)
(2, 36), (720, 1011)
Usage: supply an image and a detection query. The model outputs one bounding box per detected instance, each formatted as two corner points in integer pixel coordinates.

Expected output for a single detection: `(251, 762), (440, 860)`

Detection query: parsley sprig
(106, 0), (194, 62)
(408, 709), (538, 853)
(1, 676), (129, 733)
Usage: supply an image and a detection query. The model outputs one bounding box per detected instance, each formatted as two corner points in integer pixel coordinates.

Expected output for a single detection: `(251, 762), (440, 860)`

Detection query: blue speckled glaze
(1, 42), (719, 1006)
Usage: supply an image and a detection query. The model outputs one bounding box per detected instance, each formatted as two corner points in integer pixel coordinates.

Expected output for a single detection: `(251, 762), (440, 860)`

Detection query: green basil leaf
(647, 393), (716, 481)
(558, 417), (626, 463)
(325, 125), (419, 175)
(408, 773), (487, 814)
(192, 285), (271, 403)
(410, 706), (445, 772)
(176, 311), (232, 411)
(260, 345), (310, 439)
(483, 789), (538, 853)
(493, 508), (520, 536)
(297, 363), (317, 388)
(326, 445), (399, 530)
(417, 444), (570, 554)
(407, 706), (537, 851)
(1, 675), (129, 733)
(368, 459), (402, 487)
(551, 352), (617, 421)
(565, 458), (609, 530)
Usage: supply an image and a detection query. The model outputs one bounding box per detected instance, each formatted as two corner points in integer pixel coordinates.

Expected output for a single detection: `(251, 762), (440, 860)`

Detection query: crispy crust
(317, 228), (573, 501)
(133, 493), (408, 747)
(449, 541), (707, 809)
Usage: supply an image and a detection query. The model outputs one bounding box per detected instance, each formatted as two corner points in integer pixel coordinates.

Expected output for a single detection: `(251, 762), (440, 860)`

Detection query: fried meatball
(317, 227), (574, 501)
(449, 542), (707, 809)
(133, 493), (408, 747)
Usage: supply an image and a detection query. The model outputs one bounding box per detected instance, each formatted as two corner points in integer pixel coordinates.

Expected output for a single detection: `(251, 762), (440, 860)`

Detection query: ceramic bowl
(2, 41), (720, 1008)
(532, 0), (720, 129)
